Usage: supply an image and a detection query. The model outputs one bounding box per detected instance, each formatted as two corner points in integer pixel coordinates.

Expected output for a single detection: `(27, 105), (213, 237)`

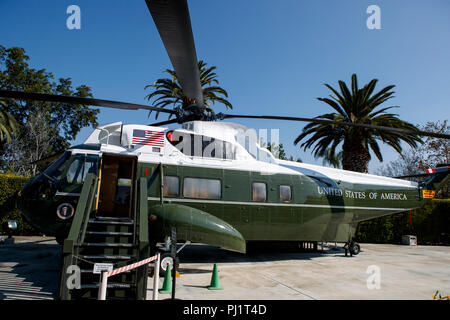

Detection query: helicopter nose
(17, 174), (40, 213)
(16, 174), (55, 233)
(18, 174), (46, 202)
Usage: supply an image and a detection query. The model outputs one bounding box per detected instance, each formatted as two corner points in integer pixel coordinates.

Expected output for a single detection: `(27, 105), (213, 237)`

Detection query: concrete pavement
(1, 238), (449, 300)
(148, 243), (450, 300)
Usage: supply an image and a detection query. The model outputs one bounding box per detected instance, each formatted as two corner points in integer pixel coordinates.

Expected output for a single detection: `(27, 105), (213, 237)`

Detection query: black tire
(159, 252), (180, 277)
(350, 242), (361, 256)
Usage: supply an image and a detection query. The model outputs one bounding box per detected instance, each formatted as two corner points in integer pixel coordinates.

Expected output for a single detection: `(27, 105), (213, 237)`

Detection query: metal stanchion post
(152, 253), (160, 300)
(98, 271), (108, 300)
(171, 227), (177, 300)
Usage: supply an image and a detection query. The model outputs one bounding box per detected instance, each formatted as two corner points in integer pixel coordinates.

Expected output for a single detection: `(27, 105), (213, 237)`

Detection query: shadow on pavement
(178, 242), (346, 265)
(0, 239), (61, 300)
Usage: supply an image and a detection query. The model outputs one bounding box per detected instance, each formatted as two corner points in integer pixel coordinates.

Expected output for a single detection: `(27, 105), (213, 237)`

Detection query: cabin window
(167, 130), (237, 160)
(280, 185), (292, 201)
(163, 176), (179, 197)
(252, 182), (267, 202)
(183, 177), (221, 199)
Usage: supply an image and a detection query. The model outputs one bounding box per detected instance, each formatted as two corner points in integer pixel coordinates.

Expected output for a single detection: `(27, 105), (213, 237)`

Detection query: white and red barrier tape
(106, 254), (158, 277)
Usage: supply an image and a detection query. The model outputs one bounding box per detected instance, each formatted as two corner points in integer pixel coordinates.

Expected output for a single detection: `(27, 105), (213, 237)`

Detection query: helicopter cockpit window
(81, 156), (98, 181)
(183, 177), (221, 200)
(252, 182), (267, 202)
(44, 151), (71, 180)
(67, 157), (83, 184)
(167, 131), (237, 160)
(63, 154), (99, 185)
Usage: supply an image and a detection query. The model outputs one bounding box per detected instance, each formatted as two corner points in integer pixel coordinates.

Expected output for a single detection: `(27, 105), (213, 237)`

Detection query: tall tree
(294, 74), (422, 173)
(261, 140), (302, 162)
(3, 111), (60, 176)
(145, 60), (232, 119)
(0, 45), (99, 175)
(415, 120), (449, 169)
(266, 142), (287, 160)
(378, 120), (449, 198)
(316, 148), (342, 169)
(0, 97), (18, 144)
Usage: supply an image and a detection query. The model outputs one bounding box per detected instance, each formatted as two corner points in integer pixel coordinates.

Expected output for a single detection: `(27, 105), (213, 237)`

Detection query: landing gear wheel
(349, 242), (360, 256)
(159, 252), (179, 277)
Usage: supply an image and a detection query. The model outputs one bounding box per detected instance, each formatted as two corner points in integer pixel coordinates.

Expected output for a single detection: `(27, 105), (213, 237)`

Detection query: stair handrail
(59, 173), (98, 300)
(79, 175), (99, 245)
(135, 177), (150, 300)
(138, 177), (149, 245)
(63, 173), (98, 253)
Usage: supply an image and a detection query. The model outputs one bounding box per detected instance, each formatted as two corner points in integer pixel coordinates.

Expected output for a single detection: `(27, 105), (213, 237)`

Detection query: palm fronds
(145, 60), (232, 119)
(295, 74), (422, 172)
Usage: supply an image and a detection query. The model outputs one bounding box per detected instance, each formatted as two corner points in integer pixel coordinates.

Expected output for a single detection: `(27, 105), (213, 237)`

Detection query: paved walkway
(0, 237), (59, 300)
(147, 243), (450, 300)
(1, 238), (449, 300)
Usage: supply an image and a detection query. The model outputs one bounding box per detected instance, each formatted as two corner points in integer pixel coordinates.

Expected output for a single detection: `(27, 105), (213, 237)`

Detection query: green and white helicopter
(1, 0), (449, 263)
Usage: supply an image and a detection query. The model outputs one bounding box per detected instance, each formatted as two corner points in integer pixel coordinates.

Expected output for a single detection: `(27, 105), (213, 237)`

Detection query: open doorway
(96, 153), (137, 218)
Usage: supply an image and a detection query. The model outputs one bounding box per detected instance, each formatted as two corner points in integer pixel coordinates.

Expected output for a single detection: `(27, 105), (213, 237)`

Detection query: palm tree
(0, 98), (18, 143)
(145, 60), (232, 119)
(317, 148), (342, 169)
(294, 74), (422, 173)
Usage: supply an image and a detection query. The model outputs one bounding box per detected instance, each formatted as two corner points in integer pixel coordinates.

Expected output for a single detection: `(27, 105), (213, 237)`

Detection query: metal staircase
(58, 174), (149, 300)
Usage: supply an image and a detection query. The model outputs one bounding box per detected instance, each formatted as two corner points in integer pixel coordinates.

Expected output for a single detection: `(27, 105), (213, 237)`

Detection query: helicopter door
(96, 153), (137, 218)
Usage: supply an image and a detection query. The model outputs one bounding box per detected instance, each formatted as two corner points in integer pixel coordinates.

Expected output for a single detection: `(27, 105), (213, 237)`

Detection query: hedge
(355, 199), (450, 245)
(0, 173), (36, 235)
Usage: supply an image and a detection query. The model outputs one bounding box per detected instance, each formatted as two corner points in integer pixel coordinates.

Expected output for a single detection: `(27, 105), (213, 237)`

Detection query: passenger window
(163, 176), (179, 197)
(167, 130), (237, 160)
(183, 178), (221, 199)
(252, 182), (267, 202)
(280, 185), (292, 202)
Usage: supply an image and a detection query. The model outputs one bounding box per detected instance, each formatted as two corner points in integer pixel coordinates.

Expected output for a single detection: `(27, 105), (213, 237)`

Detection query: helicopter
(1, 0), (449, 263)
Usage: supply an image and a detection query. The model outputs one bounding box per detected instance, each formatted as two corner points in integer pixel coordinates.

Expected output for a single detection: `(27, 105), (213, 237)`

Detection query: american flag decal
(132, 129), (164, 147)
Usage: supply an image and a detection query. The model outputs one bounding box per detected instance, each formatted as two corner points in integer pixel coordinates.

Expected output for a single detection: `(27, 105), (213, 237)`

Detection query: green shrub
(355, 199), (450, 245)
(0, 173), (37, 235)
(0, 174), (29, 207)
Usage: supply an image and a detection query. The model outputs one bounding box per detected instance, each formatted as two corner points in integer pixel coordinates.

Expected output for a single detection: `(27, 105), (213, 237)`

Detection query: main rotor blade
(146, 0), (203, 107)
(0, 90), (176, 114)
(222, 114), (450, 139)
(394, 173), (429, 179)
(29, 151), (65, 165)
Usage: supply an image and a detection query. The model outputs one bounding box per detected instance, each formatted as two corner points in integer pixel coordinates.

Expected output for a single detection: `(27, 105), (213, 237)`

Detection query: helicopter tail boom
(419, 164), (450, 199)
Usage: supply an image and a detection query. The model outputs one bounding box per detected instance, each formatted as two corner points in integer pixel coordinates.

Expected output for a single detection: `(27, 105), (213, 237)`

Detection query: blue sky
(1, 0), (449, 173)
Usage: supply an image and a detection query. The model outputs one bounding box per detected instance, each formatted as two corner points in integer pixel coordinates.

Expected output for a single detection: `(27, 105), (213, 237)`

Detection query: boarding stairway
(58, 174), (150, 300)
